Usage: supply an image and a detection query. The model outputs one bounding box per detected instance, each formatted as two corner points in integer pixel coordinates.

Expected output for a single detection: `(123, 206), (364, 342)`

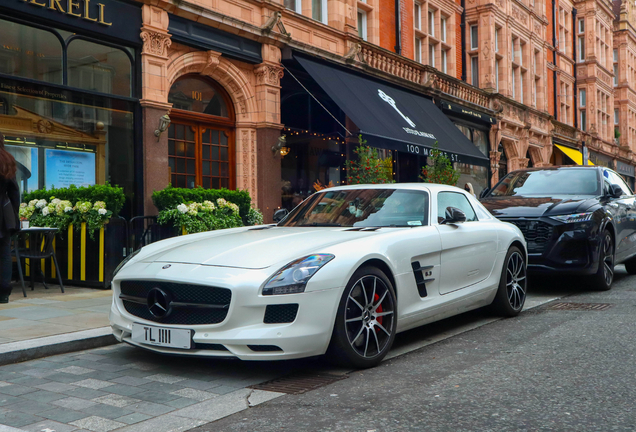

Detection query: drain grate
(547, 302), (613, 311)
(248, 372), (348, 395)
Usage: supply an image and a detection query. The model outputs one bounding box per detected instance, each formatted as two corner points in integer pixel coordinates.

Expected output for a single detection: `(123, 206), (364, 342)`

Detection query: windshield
(489, 169), (600, 197)
(280, 189), (429, 228)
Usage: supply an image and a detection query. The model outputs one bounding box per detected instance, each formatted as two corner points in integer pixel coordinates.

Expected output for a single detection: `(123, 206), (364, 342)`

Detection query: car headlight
(549, 212), (594, 224)
(113, 249), (141, 278)
(262, 254), (335, 295)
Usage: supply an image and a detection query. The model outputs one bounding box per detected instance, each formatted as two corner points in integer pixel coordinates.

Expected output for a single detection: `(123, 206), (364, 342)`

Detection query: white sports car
(110, 184), (527, 368)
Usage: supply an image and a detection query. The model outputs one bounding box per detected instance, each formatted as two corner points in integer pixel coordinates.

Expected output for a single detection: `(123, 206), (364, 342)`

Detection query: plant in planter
(152, 186), (252, 223)
(247, 207), (264, 226)
(419, 143), (460, 186)
(157, 198), (243, 234)
(346, 135), (394, 184)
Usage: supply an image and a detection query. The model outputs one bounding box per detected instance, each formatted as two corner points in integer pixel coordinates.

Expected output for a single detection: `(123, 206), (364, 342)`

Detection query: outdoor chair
(12, 228), (65, 297)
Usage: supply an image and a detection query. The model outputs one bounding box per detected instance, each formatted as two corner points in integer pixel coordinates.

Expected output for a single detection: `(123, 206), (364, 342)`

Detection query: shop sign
(589, 152), (614, 168)
(440, 100), (496, 125)
(2, 0), (141, 44)
(616, 160), (635, 178)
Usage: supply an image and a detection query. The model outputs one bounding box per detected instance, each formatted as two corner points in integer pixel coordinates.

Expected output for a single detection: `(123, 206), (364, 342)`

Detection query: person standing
(0, 132), (19, 303)
(464, 182), (476, 198)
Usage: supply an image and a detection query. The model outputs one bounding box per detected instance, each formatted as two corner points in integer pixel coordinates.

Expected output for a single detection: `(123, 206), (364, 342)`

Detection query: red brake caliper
(374, 293), (383, 329)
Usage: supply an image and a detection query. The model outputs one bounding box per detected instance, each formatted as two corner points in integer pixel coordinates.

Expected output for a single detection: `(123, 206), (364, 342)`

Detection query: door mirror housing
(479, 187), (490, 199)
(610, 184), (623, 199)
(273, 208), (289, 223)
(441, 207), (467, 224)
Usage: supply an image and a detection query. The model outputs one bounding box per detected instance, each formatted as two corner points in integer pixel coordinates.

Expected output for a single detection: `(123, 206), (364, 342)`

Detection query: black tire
(592, 230), (614, 291)
(327, 266), (397, 368)
(490, 246), (527, 317)
(624, 256), (636, 275)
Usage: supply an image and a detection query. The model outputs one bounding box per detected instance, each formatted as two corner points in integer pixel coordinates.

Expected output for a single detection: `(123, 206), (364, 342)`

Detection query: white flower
(36, 199), (47, 209)
(98, 208), (107, 215)
(64, 207), (73, 213)
(51, 198), (61, 205)
(177, 203), (188, 214)
(42, 207), (50, 216)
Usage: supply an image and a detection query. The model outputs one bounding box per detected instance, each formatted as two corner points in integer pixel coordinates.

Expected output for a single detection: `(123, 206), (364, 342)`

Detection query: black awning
(295, 56), (489, 166)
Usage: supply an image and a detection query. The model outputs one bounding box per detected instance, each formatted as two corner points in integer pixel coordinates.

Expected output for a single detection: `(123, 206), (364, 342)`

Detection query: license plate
(131, 323), (192, 349)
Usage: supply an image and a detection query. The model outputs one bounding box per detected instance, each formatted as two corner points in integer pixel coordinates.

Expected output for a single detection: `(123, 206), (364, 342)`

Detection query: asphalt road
(191, 268), (636, 432)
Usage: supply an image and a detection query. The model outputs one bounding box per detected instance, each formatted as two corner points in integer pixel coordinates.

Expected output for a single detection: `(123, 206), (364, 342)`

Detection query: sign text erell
(21, 0), (112, 26)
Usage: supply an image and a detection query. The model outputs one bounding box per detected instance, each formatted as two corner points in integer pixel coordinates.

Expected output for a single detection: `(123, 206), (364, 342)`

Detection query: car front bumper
(109, 262), (343, 361)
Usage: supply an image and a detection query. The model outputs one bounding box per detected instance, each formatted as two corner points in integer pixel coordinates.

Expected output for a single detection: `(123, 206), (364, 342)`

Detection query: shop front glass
(453, 124), (489, 196)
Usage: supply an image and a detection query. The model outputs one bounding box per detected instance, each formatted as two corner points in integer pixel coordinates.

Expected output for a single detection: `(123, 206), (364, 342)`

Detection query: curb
(0, 327), (118, 366)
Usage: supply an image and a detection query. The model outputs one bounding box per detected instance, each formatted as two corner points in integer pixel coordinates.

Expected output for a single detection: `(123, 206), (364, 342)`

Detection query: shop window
(168, 77), (229, 117)
(0, 18), (63, 84)
(67, 39), (132, 97)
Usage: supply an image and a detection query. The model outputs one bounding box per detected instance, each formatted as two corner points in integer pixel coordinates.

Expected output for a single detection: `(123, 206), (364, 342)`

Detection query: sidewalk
(0, 284), (116, 365)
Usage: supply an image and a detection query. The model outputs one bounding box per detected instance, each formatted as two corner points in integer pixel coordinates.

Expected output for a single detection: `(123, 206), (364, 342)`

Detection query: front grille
(264, 304), (299, 324)
(248, 345), (283, 352)
(119, 280), (231, 325)
(503, 219), (554, 253)
(193, 343), (229, 351)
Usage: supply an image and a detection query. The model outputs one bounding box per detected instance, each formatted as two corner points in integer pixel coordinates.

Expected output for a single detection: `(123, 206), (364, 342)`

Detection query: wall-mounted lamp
(155, 114), (171, 138)
(279, 146), (290, 157)
(272, 135), (287, 156)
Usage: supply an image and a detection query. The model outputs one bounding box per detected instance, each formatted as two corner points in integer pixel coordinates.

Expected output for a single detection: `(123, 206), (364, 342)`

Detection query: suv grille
(119, 280), (231, 325)
(504, 219), (554, 253)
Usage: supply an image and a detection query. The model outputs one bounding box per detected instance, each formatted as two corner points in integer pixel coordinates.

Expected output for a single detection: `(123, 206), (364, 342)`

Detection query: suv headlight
(549, 212), (594, 224)
(262, 254), (335, 295)
(112, 249), (140, 278)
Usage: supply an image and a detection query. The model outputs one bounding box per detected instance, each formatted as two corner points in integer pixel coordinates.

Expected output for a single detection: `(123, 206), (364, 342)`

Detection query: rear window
(490, 169), (600, 196)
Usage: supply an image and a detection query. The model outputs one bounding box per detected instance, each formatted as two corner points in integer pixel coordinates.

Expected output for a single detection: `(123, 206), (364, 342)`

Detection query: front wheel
(490, 246), (527, 317)
(592, 230), (614, 291)
(327, 267), (397, 368)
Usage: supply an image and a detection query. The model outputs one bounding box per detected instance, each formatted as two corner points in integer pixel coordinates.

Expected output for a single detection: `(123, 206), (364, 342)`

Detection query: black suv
(480, 166), (636, 290)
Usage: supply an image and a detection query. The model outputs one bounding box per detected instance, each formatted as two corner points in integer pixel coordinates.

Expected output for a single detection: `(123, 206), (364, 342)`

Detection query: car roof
(319, 183), (466, 193)
(507, 165), (602, 174)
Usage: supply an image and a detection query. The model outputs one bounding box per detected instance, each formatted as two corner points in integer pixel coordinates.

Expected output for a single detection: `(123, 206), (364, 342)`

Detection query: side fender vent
(411, 261), (434, 298)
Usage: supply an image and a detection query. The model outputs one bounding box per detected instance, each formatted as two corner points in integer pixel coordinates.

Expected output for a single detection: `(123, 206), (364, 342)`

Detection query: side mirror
(441, 207), (467, 225)
(479, 187), (490, 199)
(610, 184), (623, 199)
(273, 208), (289, 223)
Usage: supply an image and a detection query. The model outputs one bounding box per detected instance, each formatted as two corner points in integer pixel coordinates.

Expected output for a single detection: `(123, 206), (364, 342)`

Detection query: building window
(614, 49), (618, 62)
(440, 17), (447, 43)
(471, 55), (479, 86)
(578, 19), (585, 62)
(578, 18), (584, 33)
(614, 64), (619, 86)
(495, 28), (499, 52)
(312, 0), (328, 24)
(357, 9), (367, 40)
(429, 44), (435, 68)
(415, 37), (422, 63)
(533, 79), (537, 107)
(511, 36), (516, 62)
(512, 69), (516, 99)
(429, 10), (435, 37)
(284, 0), (302, 13)
(580, 89), (586, 107)
(414, 2), (421, 30)
(470, 25), (478, 50)
(496, 60), (500, 92)
(615, 108), (619, 125)
(441, 49), (447, 73)
(580, 110), (586, 131)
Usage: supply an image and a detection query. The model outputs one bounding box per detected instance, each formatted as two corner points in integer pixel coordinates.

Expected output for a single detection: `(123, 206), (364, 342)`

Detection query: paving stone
(24, 360), (63, 370)
(169, 388), (217, 402)
(52, 396), (98, 411)
(21, 419), (79, 432)
(46, 373), (86, 384)
(91, 394), (140, 408)
(4, 376), (52, 387)
(71, 379), (115, 390)
(90, 363), (131, 373)
(85, 371), (125, 382)
(0, 306), (74, 320)
(4, 399), (52, 415)
(114, 412), (152, 425)
(62, 387), (109, 400)
(164, 397), (199, 409)
(0, 410), (45, 428)
(39, 407), (90, 423)
(34, 382), (77, 393)
(0, 384), (38, 396)
(127, 362), (160, 371)
(143, 374), (186, 384)
(139, 381), (185, 393)
(101, 384), (145, 396)
(206, 385), (243, 395)
(56, 366), (95, 375)
(76, 354), (109, 362)
(0, 395), (20, 407)
(114, 413), (207, 432)
(70, 415), (125, 432)
(109, 376), (149, 387)
(128, 400), (175, 416)
(174, 379), (221, 391)
(133, 390), (180, 404)
(116, 369), (156, 378)
(20, 390), (67, 403)
(19, 369), (59, 378)
(0, 382), (10, 387)
(0, 372), (19, 381)
(79, 403), (135, 420)
(169, 388), (251, 422)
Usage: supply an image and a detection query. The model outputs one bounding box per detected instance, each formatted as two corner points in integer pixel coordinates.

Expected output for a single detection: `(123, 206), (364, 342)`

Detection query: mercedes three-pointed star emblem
(147, 288), (172, 318)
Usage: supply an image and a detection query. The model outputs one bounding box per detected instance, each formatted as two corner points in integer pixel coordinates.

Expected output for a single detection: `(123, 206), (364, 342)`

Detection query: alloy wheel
(506, 251), (526, 311)
(602, 234), (614, 287)
(344, 275), (395, 359)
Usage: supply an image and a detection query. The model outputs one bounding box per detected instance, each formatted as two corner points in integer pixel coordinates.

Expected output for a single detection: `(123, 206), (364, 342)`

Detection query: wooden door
(168, 118), (235, 189)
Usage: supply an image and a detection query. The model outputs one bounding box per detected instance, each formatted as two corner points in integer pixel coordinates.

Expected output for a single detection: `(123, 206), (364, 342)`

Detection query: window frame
(357, 9), (367, 40)
(470, 25), (478, 50)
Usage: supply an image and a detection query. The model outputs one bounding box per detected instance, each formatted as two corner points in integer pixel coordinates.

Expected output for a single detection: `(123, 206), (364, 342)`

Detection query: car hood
(480, 195), (598, 218)
(140, 226), (380, 269)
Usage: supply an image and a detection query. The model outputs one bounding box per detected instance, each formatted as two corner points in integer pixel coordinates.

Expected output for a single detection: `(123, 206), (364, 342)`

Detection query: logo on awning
(378, 90), (416, 128)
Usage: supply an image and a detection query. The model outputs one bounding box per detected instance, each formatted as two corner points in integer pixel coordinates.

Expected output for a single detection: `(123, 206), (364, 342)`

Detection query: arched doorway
(167, 76), (235, 189)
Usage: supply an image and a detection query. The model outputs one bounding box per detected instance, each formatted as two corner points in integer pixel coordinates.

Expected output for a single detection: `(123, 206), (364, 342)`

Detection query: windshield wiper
(301, 222), (342, 227)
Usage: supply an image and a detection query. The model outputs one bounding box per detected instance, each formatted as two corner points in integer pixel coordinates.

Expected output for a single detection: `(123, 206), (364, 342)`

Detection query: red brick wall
(548, 68), (555, 116)
(455, 11), (462, 79)
(401, 0), (413, 59)
(380, 0), (397, 52)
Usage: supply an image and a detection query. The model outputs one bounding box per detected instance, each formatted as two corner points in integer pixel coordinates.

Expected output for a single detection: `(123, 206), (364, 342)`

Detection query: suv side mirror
(479, 187), (491, 199)
(273, 208), (289, 223)
(441, 207), (467, 224)
(610, 184), (623, 198)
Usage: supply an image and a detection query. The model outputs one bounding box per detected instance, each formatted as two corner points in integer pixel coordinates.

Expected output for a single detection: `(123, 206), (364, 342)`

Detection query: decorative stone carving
(140, 30), (171, 57)
(255, 65), (284, 86)
(201, 51), (221, 77)
(495, 0), (504, 8)
(344, 43), (364, 62)
(490, 151), (501, 171)
(512, 6), (528, 25)
(261, 12), (291, 37)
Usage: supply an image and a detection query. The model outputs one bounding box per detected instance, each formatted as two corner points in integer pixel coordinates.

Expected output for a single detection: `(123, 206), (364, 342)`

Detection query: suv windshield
(490, 169), (600, 196)
(280, 189), (429, 228)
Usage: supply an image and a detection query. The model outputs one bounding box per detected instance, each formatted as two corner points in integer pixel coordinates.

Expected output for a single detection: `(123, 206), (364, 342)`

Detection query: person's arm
(8, 178), (19, 223)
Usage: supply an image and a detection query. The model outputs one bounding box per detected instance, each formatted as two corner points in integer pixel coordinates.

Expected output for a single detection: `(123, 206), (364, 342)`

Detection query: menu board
(45, 149), (96, 189)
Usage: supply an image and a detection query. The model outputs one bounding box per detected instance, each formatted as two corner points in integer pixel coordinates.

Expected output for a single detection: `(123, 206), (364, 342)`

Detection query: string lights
(282, 127), (346, 143)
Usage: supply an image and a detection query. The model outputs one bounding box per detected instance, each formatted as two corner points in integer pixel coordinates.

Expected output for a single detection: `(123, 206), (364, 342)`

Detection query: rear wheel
(490, 246), (527, 317)
(592, 230), (614, 291)
(624, 256), (636, 274)
(327, 266), (397, 369)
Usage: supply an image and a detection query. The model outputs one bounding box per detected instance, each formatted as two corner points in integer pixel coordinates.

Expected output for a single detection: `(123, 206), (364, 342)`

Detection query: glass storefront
(453, 123), (489, 196)
(0, 16), (137, 215)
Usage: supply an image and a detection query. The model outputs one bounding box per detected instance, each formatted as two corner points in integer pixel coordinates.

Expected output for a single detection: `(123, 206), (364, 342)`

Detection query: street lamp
(155, 114), (171, 138)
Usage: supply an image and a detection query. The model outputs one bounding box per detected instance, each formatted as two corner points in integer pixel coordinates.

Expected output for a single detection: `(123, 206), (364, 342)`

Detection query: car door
(436, 191), (499, 295)
(604, 169), (636, 260)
